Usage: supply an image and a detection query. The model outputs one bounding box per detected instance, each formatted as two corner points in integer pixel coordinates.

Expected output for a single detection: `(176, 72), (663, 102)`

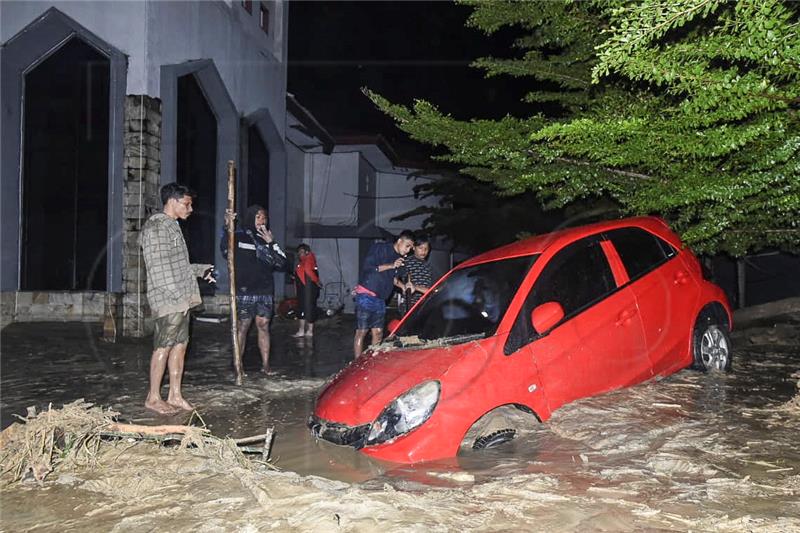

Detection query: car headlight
(365, 380), (441, 446)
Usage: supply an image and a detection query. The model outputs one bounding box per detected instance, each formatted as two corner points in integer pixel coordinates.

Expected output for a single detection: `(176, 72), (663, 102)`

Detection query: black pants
(296, 282), (319, 323)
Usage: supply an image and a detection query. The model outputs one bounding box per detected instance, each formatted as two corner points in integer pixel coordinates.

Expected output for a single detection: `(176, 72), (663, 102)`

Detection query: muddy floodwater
(1, 314), (799, 531)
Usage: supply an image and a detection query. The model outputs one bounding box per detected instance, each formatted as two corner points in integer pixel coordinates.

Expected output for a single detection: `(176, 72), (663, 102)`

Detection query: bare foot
(166, 397), (194, 411)
(261, 366), (270, 375)
(145, 397), (180, 415)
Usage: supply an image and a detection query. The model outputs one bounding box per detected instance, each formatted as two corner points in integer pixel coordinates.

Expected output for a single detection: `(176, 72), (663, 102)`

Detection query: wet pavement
(0, 314), (372, 479)
(1, 314), (799, 530)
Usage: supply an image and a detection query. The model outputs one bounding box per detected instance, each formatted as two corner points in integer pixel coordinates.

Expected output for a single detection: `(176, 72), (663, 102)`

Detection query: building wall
(1, 2), (289, 332)
(0, 1), (288, 133)
(306, 153), (360, 225)
(375, 170), (438, 233)
(307, 238), (359, 314)
(284, 138), (310, 247)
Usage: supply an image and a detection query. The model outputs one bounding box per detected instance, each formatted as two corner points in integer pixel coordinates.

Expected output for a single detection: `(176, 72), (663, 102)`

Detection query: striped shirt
(140, 213), (211, 318)
(405, 256), (433, 307)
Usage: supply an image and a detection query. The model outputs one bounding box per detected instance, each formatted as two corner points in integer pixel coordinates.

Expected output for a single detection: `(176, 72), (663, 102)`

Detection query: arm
(303, 254), (321, 285)
(250, 226), (287, 271)
(363, 243), (404, 273)
(220, 209), (237, 259)
(191, 263), (214, 278)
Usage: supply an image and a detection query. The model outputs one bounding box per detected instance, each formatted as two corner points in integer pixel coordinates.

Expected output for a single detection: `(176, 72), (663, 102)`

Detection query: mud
(1, 314), (799, 531)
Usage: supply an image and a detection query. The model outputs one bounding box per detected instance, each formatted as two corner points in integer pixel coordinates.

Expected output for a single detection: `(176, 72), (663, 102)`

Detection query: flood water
(1, 315), (799, 530)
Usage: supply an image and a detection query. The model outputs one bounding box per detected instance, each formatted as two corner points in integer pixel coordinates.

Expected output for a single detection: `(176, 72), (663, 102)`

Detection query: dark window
(259, 3), (269, 33)
(505, 237), (615, 354)
(395, 255), (537, 342)
(607, 227), (674, 281)
(176, 74), (217, 294)
(21, 38), (109, 291)
(242, 0), (252, 13)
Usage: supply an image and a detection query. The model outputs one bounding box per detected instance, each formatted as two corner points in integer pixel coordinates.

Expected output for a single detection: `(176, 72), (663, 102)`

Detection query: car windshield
(394, 255), (538, 343)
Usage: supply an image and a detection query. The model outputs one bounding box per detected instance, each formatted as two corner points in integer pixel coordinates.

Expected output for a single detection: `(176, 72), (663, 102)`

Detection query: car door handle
(674, 271), (689, 285)
(615, 309), (636, 327)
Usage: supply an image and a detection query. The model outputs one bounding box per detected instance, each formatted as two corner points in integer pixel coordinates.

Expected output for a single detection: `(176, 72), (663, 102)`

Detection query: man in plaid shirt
(140, 183), (214, 414)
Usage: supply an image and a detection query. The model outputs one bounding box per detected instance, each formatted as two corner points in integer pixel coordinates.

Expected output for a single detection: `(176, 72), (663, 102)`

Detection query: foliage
(390, 170), (590, 253)
(369, 0), (800, 255)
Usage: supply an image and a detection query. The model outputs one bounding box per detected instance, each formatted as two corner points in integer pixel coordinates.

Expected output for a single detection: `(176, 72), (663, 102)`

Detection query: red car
(309, 217), (733, 463)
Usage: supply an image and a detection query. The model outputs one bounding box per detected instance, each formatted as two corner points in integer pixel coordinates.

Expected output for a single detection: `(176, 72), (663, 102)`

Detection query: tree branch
(553, 157), (657, 181)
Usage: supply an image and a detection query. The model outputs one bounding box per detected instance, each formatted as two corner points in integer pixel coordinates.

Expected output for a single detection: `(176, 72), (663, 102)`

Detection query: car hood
(315, 340), (490, 426)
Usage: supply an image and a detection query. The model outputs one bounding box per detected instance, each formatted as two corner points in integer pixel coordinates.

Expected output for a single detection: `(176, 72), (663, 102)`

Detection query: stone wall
(121, 95), (163, 337)
(0, 291), (114, 324)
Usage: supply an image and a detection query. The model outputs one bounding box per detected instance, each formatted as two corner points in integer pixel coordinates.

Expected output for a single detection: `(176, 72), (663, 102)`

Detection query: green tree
(390, 171), (578, 253)
(370, 0), (800, 255)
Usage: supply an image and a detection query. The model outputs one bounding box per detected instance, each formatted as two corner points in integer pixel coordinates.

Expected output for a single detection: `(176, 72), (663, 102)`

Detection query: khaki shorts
(153, 311), (190, 349)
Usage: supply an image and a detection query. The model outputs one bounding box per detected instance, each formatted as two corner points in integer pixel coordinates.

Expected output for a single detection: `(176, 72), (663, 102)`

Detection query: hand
(405, 282), (415, 293)
(256, 225), (273, 243)
(224, 209), (237, 231)
(392, 257), (405, 269)
(203, 266), (217, 284)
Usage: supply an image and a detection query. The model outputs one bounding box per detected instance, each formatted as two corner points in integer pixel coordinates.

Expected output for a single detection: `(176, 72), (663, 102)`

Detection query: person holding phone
(140, 183), (215, 414)
(221, 205), (287, 374)
(403, 234), (434, 312)
(353, 230), (414, 358)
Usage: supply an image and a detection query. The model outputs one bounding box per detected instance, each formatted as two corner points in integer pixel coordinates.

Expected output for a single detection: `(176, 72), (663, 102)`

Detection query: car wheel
(692, 316), (732, 372)
(458, 405), (538, 453)
(473, 429), (517, 450)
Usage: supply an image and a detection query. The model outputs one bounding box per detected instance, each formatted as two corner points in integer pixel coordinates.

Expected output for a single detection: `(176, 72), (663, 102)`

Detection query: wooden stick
(106, 422), (206, 436)
(263, 427), (274, 461)
(227, 161), (244, 385)
(233, 433), (269, 445)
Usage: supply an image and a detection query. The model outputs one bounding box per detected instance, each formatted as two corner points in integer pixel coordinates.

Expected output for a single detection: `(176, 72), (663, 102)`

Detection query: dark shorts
(237, 294), (273, 321)
(153, 311), (190, 349)
(355, 293), (385, 330)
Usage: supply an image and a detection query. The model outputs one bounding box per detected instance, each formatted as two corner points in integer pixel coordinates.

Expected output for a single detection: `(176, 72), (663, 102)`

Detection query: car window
(505, 236), (615, 354)
(395, 255), (537, 342)
(607, 227), (675, 281)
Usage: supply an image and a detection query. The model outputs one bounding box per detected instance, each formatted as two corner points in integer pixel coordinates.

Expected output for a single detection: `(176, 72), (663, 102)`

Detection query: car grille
(307, 415), (370, 449)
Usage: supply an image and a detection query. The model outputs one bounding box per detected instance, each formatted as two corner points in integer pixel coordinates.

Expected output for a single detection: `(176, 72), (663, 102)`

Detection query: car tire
(692, 314), (733, 372)
(458, 405), (538, 453)
(473, 429), (517, 450)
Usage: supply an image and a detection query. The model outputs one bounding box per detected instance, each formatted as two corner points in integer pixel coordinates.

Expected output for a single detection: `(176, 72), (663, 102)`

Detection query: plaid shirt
(140, 213), (211, 318)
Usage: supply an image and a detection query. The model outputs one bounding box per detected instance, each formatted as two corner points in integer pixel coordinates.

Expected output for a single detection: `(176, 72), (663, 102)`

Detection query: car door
(504, 235), (649, 412)
(605, 227), (700, 376)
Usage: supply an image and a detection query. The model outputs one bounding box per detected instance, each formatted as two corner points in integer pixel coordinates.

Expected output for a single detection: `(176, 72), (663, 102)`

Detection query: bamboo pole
(227, 161), (244, 385)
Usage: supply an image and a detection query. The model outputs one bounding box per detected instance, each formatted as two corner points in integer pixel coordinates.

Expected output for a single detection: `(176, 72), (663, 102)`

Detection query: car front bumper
(307, 415), (370, 449)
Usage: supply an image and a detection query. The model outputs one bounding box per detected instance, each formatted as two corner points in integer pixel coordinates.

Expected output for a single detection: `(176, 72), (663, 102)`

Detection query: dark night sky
(287, 1), (533, 160)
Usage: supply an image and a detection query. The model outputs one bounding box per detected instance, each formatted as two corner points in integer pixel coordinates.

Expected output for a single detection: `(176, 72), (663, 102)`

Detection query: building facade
(1, 1), (289, 334)
(285, 100), (454, 314)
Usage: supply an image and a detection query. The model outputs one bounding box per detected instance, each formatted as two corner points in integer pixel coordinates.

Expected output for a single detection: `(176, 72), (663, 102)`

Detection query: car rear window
(607, 227), (676, 281)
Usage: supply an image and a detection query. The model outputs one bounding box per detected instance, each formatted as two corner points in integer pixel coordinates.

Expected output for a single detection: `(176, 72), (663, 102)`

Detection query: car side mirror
(387, 319), (401, 335)
(531, 302), (564, 335)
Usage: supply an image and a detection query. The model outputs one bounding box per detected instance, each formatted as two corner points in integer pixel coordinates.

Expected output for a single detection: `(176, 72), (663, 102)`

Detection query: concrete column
(121, 95), (162, 337)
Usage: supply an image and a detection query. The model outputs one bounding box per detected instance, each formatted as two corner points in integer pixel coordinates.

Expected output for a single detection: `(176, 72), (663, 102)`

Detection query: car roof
(457, 216), (677, 269)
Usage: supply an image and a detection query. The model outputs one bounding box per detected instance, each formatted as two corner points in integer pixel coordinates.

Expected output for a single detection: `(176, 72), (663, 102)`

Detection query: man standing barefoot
(140, 183), (215, 414)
